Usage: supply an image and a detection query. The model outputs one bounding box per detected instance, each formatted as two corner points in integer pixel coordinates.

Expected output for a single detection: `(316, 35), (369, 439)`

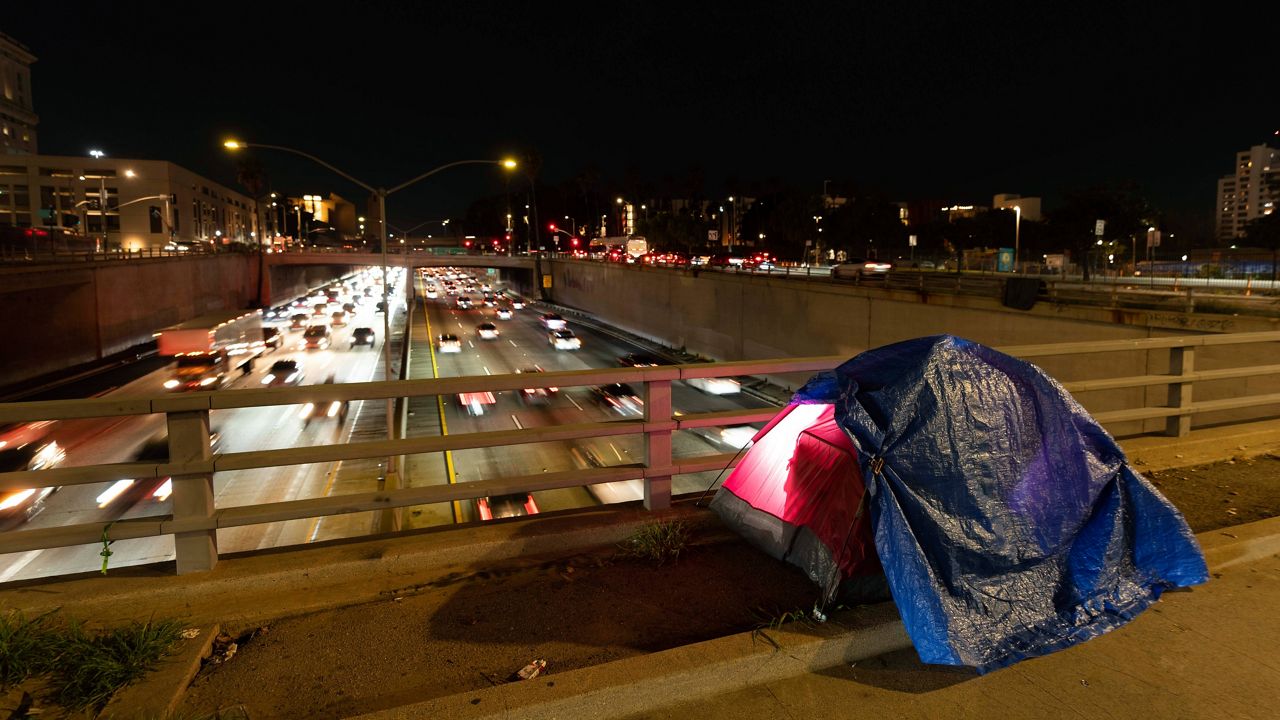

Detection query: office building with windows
(0, 32), (37, 155)
(1215, 144), (1280, 243)
(0, 155), (258, 250)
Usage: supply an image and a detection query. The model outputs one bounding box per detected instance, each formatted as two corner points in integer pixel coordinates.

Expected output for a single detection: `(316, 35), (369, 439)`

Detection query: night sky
(6, 2), (1275, 229)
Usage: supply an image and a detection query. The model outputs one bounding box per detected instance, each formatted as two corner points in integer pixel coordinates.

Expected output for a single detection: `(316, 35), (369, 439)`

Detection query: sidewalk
(620, 517), (1280, 720)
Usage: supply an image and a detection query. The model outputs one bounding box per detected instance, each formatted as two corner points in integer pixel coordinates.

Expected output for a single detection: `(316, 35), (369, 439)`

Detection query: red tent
(712, 403), (881, 599)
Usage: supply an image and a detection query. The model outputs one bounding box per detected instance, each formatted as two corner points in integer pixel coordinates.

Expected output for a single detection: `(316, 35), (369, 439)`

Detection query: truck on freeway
(157, 310), (266, 391)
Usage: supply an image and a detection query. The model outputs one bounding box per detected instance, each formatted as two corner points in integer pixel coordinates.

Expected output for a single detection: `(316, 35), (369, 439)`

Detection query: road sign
(1146, 229), (1162, 247)
(708, 230), (719, 243)
(909, 234), (918, 247)
(1094, 220), (1106, 237)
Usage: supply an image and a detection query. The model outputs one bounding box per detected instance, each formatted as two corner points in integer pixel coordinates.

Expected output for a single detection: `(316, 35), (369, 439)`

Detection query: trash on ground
(181, 627), (202, 639)
(510, 659), (547, 681)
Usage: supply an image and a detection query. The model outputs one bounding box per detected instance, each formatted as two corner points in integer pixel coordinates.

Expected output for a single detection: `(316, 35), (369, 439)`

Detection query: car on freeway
(262, 326), (284, 351)
(832, 258), (893, 280)
(0, 435), (65, 527)
(496, 306), (513, 320)
(456, 296), (473, 310)
(458, 391), (497, 416)
(517, 366), (558, 404)
(289, 313), (310, 332)
(476, 322), (499, 340)
(342, 302), (356, 314)
(718, 424), (758, 448)
(477, 492), (540, 521)
(618, 353), (670, 367)
(687, 375), (742, 395)
(481, 282), (492, 292)
(95, 431), (223, 509)
(303, 324), (331, 350)
(482, 294), (496, 307)
(330, 311), (348, 327)
(426, 287), (439, 299)
(437, 334), (462, 353)
(261, 359), (305, 387)
(510, 298), (526, 310)
(548, 328), (581, 350)
(298, 374), (349, 428)
(590, 383), (644, 416)
(350, 327), (375, 348)
(313, 303), (328, 316)
(540, 313), (566, 330)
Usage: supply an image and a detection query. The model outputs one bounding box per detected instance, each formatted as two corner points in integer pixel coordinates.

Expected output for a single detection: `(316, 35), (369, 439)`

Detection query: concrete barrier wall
(0, 255), (259, 388)
(548, 261), (1280, 434)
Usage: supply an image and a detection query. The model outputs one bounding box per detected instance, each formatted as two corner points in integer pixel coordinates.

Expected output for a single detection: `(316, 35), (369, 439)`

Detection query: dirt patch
(178, 537), (817, 719)
(177, 455), (1280, 718)
(1145, 453), (1280, 533)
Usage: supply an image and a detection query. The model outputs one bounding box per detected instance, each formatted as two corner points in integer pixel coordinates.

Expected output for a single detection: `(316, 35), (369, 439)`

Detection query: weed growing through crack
(750, 607), (817, 650)
(15, 615), (189, 712)
(617, 521), (691, 566)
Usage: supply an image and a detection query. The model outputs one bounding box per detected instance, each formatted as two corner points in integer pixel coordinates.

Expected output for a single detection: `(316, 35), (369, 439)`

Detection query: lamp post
(224, 140), (515, 530)
(1013, 205), (1022, 272)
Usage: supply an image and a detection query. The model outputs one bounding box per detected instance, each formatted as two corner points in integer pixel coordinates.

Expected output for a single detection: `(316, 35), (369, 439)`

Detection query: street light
(223, 139), (516, 530)
(1013, 205), (1021, 272)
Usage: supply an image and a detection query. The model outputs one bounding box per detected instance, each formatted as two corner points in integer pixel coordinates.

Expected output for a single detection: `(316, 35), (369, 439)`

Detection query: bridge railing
(2, 332), (1280, 576)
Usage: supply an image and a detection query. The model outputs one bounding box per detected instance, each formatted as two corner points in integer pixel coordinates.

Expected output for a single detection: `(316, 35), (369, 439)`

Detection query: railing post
(166, 409), (218, 573)
(1165, 346), (1194, 437)
(643, 379), (673, 510)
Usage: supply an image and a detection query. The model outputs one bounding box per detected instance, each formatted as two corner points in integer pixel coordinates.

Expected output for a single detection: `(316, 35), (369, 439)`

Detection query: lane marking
(483, 366), (491, 375)
(609, 442), (624, 461)
(566, 394), (583, 411)
(509, 340), (519, 348)
(511, 414), (523, 429)
(419, 275), (462, 524)
(467, 340), (474, 349)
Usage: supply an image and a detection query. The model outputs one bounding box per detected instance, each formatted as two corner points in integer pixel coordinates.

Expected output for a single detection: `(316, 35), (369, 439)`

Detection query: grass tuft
(0, 609), (60, 689)
(44, 616), (187, 712)
(617, 521), (691, 566)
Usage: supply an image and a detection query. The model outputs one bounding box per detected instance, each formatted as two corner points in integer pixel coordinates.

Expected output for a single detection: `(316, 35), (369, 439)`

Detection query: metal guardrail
(2, 333), (1279, 576)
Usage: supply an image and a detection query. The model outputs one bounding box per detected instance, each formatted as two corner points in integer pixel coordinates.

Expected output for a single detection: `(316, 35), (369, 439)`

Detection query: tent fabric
(788, 334), (1209, 672)
(711, 403), (880, 597)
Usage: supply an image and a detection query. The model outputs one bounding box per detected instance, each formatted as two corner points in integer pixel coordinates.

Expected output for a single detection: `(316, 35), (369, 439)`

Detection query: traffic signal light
(463, 240), (472, 248)
(548, 223), (557, 232)
(570, 237), (579, 247)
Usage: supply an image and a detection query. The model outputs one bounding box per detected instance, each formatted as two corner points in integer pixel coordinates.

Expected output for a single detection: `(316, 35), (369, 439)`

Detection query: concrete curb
(346, 602), (912, 720)
(100, 623), (219, 720)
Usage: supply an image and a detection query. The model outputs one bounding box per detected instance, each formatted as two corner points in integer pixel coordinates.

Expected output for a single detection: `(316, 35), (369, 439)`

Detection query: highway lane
(0, 270), (408, 583)
(402, 269), (774, 527)
(1, 262), (778, 581)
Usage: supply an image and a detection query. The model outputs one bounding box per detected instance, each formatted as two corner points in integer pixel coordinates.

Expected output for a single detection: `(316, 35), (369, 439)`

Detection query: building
(276, 193), (358, 242)
(0, 155), (258, 250)
(0, 32), (37, 155)
(1215, 144), (1280, 243)
(992, 193), (1042, 222)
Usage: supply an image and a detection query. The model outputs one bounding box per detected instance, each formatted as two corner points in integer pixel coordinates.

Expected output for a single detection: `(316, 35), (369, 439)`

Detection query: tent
(710, 402), (886, 601)
(712, 335), (1208, 673)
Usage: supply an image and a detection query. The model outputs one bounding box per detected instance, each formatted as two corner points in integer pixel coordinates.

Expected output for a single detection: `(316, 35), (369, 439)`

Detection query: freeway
(0, 264), (779, 583)
(0, 268), (408, 583)
(400, 269), (774, 527)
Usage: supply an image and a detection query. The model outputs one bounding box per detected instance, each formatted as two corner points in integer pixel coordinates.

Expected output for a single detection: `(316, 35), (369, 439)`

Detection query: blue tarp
(795, 335), (1208, 672)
